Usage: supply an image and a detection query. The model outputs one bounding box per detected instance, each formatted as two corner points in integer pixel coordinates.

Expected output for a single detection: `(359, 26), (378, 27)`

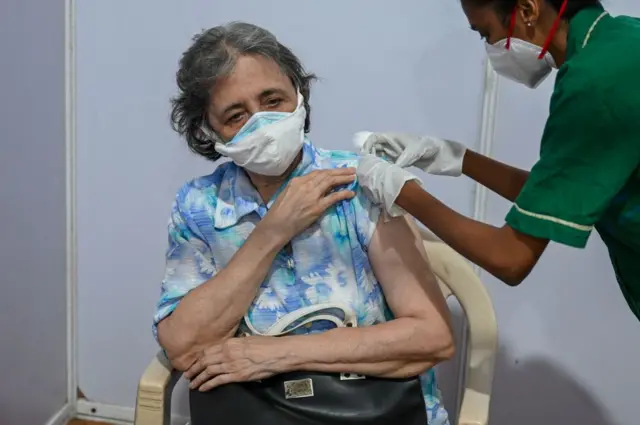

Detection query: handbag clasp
(340, 373), (366, 380)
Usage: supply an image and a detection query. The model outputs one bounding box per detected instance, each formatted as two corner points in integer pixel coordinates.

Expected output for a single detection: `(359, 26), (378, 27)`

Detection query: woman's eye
(265, 98), (282, 108)
(227, 113), (244, 124)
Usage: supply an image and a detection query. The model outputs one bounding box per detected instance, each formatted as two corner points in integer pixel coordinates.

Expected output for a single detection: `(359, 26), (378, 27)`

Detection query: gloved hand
(353, 131), (467, 177)
(356, 154), (422, 217)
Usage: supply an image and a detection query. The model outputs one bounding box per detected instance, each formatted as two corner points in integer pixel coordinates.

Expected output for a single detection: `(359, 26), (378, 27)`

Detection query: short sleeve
(506, 82), (640, 248)
(351, 183), (381, 249)
(152, 191), (217, 340)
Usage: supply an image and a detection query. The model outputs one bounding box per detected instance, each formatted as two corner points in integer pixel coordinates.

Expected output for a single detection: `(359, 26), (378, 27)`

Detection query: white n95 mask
(486, 39), (556, 89)
(211, 92), (306, 176)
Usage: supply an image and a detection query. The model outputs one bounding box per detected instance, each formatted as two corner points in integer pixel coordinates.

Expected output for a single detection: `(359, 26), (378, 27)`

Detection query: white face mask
(210, 92), (306, 176)
(486, 38), (557, 89)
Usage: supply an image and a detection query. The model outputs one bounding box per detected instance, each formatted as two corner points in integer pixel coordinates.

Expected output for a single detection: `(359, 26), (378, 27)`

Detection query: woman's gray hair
(170, 21), (317, 161)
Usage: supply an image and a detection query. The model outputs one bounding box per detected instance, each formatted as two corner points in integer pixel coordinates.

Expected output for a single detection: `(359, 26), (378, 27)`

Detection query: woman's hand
(185, 336), (286, 391)
(261, 168), (356, 241)
(354, 131), (466, 176)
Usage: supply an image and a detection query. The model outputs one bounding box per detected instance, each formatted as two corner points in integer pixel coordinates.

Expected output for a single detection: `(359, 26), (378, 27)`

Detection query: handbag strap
(243, 303), (358, 336)
(243, 303), (366, 381)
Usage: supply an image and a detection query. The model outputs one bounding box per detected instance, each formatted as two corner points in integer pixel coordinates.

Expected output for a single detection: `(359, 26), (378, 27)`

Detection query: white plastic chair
(134, 229), (498, 425)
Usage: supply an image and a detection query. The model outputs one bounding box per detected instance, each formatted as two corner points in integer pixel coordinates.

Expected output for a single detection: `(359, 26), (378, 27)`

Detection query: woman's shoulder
(311, 145), (381, 239)
(313, 146), (361, 169)
(174, 161), (235, 207)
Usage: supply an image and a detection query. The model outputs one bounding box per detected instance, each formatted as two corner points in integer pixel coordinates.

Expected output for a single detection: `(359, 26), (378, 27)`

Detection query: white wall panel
(0, 0), (68, 423)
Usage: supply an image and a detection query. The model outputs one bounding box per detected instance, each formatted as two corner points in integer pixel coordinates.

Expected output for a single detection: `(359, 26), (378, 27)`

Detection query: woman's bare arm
(157, 225), (286, 370)
(262, 214), (455, 378)
(157, 169), (357, 371)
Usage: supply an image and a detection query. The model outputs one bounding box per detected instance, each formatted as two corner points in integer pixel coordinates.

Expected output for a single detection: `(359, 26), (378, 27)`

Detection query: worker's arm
(397, 76), (640, 285)
(462, 150), (530, 202)
(396, 182), (548, 285)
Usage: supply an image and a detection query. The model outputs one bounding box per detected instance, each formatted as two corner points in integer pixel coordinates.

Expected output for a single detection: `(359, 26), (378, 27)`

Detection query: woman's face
(206, 54), (298, 142)
(462, 0), (545, 46)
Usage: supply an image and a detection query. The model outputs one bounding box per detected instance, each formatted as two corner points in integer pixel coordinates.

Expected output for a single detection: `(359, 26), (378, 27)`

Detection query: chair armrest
(456, 313), (496, 425)
(457, 388), (492, 425)
(134, 351), (181, 425)
(420, 232), (497, 425)
(456, 268), (497, 425)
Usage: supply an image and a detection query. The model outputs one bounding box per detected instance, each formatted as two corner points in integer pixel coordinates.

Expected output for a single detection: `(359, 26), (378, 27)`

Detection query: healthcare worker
(355, 0), (640, 321)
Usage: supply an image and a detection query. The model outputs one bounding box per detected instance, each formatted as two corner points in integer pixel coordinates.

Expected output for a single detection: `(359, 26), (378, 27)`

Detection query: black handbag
(189, 304), (427, 425)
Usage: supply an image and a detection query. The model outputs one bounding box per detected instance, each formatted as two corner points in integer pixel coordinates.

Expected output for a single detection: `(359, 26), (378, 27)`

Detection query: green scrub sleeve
(505, 84), (640, 248)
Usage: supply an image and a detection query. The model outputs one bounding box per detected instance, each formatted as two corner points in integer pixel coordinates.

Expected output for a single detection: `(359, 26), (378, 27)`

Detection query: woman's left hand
(185, 336), (287, 391)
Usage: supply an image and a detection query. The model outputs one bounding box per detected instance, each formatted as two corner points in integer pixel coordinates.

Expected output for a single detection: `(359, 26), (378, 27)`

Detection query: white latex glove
(353, 131), (467, 177)
(356, 154), (422, 217)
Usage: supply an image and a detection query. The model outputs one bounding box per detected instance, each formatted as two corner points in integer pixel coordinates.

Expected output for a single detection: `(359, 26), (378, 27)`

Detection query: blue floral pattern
(154, 140), (449, 425)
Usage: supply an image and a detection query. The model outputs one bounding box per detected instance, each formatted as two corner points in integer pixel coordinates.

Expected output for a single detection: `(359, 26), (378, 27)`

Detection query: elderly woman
(153, 22), (454, 425)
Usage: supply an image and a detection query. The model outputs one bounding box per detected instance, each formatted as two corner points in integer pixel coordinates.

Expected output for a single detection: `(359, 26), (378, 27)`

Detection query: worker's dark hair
(462, 0), (602, 21)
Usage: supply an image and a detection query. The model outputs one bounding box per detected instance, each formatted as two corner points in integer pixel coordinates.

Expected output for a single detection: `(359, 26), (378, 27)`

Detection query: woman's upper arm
(154, 189), (217, 341)
(367, 214), (451, 326)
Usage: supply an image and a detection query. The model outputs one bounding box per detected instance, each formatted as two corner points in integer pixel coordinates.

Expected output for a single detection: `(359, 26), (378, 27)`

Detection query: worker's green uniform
(506, 5), (640, 321)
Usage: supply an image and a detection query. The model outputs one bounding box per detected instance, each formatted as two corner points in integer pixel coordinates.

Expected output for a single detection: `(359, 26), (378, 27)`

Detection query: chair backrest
(419, 228), (498, 425)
